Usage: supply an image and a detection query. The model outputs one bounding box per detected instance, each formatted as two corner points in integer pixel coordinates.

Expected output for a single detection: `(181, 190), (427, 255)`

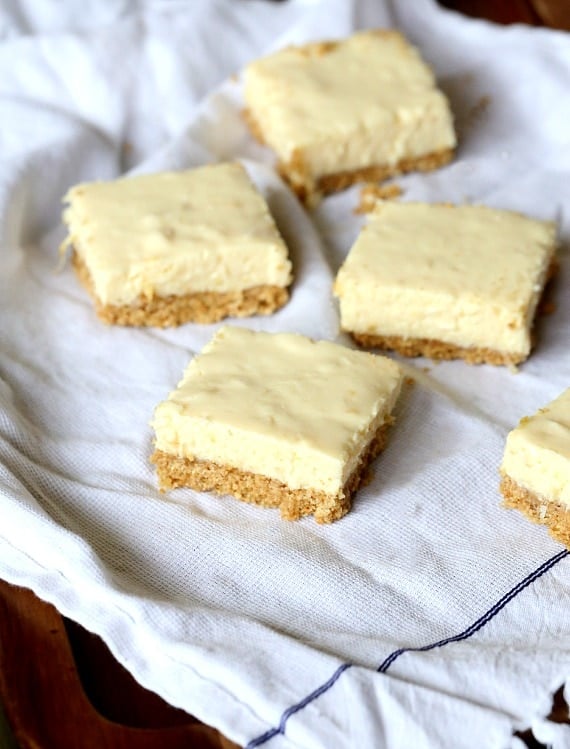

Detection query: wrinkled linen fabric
(0, 1), (569, 747)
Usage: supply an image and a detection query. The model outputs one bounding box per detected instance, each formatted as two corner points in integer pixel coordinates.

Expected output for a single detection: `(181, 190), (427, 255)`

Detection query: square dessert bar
(151, 326), (403, 523)
(60, 162), (292, 326)
(334, 202), (557, 366)
(500, 389), (570, 548)
(244, 30), (456, 205)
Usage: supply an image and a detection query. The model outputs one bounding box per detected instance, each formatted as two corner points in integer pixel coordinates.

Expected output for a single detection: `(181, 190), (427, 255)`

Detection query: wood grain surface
(440, 0), (570, 27)
(0, 580), (240, 749)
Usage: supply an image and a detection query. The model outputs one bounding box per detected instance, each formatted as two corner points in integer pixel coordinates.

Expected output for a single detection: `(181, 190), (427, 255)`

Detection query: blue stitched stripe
(247, 727), (282, 748)
(245, 549), (568, 748)
(246, 663), (353, 748)
(377, 548), (569, 672)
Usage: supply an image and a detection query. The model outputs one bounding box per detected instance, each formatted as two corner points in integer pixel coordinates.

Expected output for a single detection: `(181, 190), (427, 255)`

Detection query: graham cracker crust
(151, 421), (392, 524)
(316, 149), (454, 197)
(349, 257), (558, 366)
(351, 332), (525, 366)
(354, 182), (403, 214)
(72, 251), (289, 327)
(242, 108), (265, 145)
(243, 108), (453, 207)
(500, 475), (570, 549)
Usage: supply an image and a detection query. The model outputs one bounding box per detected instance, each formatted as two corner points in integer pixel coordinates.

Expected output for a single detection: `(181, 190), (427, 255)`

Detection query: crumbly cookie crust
(151, 422), (392, 524)
(354, 183), (403, 214)
(351, 332), (525, 366)
(280, 146), (454, 207)
(316, 149), (453, 198)
(243, 106), (453, 206)
(72, 251), (289, 327)
(348, 257), (558, 366)
(500, 474), (570, 549)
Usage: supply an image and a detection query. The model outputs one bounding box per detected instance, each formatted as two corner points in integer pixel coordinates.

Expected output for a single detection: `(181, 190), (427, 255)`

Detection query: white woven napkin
(1, 1), (569, 747)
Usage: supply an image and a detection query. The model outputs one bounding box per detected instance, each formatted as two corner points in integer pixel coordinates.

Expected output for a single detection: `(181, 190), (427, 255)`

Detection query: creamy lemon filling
(152, 327), (403, 495)
(244, 30), (456, 180)
(334, 202), (557, 355)
(61, 162), (292, 306)
(501, 389), (570, 509)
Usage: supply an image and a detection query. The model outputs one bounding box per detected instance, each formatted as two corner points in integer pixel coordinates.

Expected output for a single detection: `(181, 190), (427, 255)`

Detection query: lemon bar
(151, 326), (403, 523)
(500, 389), (570, 548)
(244, 30), (456, 205)
(61, 162), (292, 326)
(334, 202), (557, 366)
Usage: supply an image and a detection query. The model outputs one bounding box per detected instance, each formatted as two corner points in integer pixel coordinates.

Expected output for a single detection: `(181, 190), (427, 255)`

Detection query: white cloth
(1, 2), (569, 747)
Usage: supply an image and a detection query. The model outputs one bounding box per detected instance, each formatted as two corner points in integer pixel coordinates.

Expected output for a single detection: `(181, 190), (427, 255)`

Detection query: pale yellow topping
(501, 389), (570, 508)
(244, 30), (456, 178)
(61, 162), (292, 305)
(152, 327), (403, 494)
(334, 202), (556, 356)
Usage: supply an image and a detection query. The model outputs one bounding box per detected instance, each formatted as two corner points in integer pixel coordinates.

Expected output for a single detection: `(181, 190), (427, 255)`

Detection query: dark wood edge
(0, 579), (240, 749)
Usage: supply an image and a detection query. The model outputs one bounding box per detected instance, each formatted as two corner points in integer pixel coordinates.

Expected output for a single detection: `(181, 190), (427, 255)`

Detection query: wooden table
(0, 580), (240, 749)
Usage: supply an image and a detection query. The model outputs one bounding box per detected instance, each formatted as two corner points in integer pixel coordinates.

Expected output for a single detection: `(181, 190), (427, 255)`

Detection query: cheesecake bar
(151, 326), (403, 523)
(60, 162), (292, 326)
(243, 30), (456, 205)
(500, 389), (570, 548)
(333, 202), (557, 366)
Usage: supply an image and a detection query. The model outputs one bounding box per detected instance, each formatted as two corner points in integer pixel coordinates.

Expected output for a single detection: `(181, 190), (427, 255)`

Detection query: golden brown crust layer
(354, 182), (403, 214)
(285, 147), (452, 207)
(242, 108), (266, 145)
(151, 422), (391, 524)
(276, 149), (314, 205)
(316, 149), (454, 197)
(243, 108), (454, 207)
(500, 474), (570, 549)
(72, 251), (289, 327)
(349, 257), (558, 365)
(351, 332), (525, 366)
